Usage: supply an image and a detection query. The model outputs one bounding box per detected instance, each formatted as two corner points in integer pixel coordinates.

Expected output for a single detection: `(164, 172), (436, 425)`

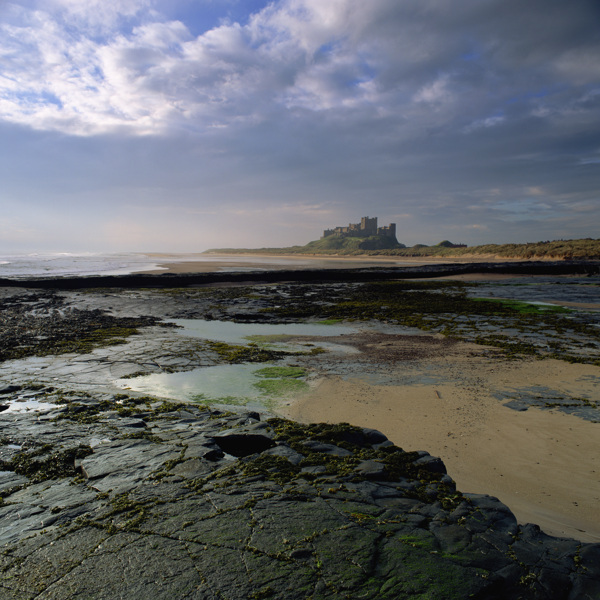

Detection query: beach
(0, 259), (598, 546)
(141, 252), (525, 275)
(137, 255), (600, 542)
(281, 343), (600, 542)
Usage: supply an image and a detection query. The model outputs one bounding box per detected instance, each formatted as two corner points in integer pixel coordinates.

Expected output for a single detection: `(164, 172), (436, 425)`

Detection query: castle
(322, 216), (397, 240)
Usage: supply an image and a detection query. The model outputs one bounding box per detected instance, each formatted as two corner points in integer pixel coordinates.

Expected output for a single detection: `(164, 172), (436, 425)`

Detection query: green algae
(255, 366), (307, 379)
(253, 366), (309, 397)
(201, 340), (322, 363)
(253, 379), (309, 396)
(470, 297), (571, 314)
(0, 294), (164, 362)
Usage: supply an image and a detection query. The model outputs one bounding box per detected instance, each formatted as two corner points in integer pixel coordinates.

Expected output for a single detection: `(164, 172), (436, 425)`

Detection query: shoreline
(280, 349), (600, 543)
(1, 265), (598, 544)
(1, 258), (598, 289)
(142, 252), (578, 275)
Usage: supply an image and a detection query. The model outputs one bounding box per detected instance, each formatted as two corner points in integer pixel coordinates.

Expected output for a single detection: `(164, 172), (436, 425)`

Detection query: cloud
(47, 0), (151, 32)
(1, 0), (599, 138)
(0, 0), (598, 251)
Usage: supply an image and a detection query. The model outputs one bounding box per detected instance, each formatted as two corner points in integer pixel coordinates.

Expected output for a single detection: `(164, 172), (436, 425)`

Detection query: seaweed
(0, 444), (93, 483)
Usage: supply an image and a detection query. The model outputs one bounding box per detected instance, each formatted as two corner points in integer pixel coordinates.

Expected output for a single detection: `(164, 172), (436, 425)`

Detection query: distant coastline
(205, 237), (600, 260)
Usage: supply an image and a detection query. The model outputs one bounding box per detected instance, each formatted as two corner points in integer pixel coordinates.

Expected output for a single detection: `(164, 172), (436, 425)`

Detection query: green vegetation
(253, 365), (309, 397)
(51, 394), (196, 424)
(470, 298), (571, 314)
(262, 280), (600, 364)
(202, 340), (324, 364)
(206, 237), (600, 259)
(236, 419), (465, 507)
(302, 234), (403, 252)
(255, 366), (307, 379)
(203, 340), (291, 363)
(253, 378), (308, 396)
(0, 444), (93, 483)
(0, 299), (162, 363)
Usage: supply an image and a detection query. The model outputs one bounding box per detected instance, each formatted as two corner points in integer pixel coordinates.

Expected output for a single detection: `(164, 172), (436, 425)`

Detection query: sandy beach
(280, 338), (600, 543)
(139, 252), (521, 275)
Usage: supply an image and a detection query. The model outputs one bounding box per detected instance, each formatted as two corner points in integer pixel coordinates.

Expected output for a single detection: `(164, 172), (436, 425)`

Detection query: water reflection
(168, 319), (360, 344)
(119, 319), (360, 410)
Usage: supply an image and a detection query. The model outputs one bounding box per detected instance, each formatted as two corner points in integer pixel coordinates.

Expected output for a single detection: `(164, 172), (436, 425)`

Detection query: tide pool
(118, 319), (360, 409)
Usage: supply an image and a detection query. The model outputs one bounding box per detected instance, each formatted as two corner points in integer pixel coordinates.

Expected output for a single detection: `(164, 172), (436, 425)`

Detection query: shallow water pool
(118, 319), (363, 409)
(168, 319), (360, 344)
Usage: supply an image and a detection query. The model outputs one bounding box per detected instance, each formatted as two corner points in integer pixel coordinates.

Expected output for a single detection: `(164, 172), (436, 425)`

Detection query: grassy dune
(207, 237), (600, 260)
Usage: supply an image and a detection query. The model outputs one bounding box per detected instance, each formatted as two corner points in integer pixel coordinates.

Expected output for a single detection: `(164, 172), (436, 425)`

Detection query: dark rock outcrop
(0, 389), (598, 599)
(1, 260), (598, 289)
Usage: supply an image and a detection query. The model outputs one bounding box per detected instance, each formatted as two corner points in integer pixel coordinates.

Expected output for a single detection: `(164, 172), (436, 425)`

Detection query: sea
(0, 252), (168, 280)
(0, 252), (428, 280)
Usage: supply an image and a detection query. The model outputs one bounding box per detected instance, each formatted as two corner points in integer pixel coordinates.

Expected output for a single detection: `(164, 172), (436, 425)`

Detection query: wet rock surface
(0, 390), (598, 600)
(1, 275), (599, 598)
(0, 260), (598, 290)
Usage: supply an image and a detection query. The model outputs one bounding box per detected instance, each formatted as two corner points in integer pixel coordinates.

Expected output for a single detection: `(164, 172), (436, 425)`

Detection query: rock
(0, 385), (21, 395)
(354, 459), (387, 479)
(301, 440), (353, 456)
(262, 444), (305, 465)
(361, 427), (389, 444)
(414, 453), (447, 474)
(0, 470), (29, 493)
(212, 432), (276, 457)
(0, 393), (597, 600)
(80, 440), (181, 493)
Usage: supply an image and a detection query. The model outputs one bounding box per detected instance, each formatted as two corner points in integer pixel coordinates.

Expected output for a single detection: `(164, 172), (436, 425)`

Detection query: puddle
(2, 399), (61, 413)
(169, 319), (360, 345)
(118, 319), (377, 409)
(118, 319), (451, 407)
(118, 362), (314, 411)
(121, 363), (263, 403)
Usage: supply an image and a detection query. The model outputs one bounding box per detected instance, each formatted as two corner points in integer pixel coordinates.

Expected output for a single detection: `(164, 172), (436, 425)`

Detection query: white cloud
(413, 76), (452, 105)
(0, 0), (599, 239)
(47, 0), (151, 32)
(0, 0), (414, 135)
(463, 114), (505, 132)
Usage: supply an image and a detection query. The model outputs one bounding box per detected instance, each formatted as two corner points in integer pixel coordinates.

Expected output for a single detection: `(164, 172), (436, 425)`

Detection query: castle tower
(360, 217), (378, 236)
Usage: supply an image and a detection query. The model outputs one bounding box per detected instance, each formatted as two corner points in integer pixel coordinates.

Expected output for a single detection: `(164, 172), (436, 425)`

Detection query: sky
(0, 0), (599, 252)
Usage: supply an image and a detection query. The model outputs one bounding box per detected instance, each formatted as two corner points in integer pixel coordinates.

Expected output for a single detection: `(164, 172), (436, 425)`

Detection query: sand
(280, 341), (600, 543)
(132, 255), (600, 542)
(138, 253), (522, 275)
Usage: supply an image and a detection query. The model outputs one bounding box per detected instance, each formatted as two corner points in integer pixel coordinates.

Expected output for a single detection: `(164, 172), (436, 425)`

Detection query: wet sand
(281, 341), (600, 543)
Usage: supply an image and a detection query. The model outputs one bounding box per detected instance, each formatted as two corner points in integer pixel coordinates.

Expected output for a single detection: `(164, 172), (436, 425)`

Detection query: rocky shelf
(1, 389), (598, 599)
(0, 260), (599, 290)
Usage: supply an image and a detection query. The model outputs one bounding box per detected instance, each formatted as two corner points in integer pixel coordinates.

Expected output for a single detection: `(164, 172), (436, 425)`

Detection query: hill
(303, 234), (405, 252)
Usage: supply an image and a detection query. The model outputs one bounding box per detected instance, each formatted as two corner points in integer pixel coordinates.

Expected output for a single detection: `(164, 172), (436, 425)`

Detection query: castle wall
(377, 223), (396, 238)
(322, 216), (396, 240)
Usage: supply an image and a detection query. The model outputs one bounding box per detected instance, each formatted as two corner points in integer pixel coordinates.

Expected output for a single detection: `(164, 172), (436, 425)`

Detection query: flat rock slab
(0, 390), (599, 600)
